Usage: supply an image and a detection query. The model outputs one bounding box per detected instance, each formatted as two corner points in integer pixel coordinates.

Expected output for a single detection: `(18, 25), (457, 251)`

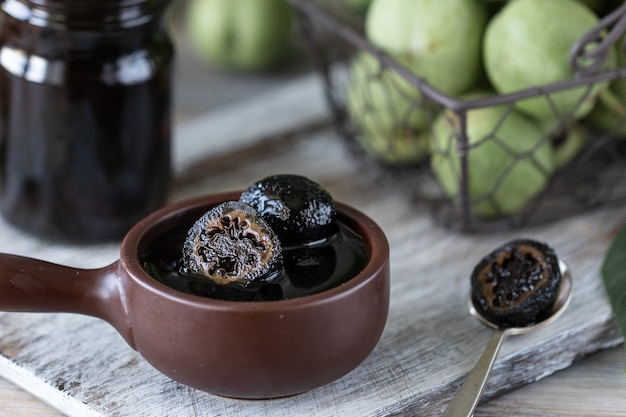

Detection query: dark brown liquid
(142, 222), (370, 301)
(0, 0), (173, 242)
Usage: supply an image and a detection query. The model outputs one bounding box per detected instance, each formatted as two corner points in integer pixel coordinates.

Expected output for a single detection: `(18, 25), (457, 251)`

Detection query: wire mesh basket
(289, 0), (626, 232)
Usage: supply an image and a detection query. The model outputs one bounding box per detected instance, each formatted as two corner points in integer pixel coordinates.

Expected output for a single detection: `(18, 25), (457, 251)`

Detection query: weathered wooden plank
(0, 83), (622, 416)
(173, 71), (330, 175)
(0, 375), (65, 417)
(475, 345), (626, 417)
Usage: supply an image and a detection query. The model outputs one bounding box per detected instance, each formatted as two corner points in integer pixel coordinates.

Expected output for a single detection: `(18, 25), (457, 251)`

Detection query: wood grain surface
(0, 3), (625, 416)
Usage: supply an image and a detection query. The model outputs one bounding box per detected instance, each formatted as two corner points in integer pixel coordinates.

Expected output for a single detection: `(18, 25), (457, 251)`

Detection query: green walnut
(483, 0), (616, 123)
(366, 0), (488, 96)
(345, 52), (432, 166)
(186, 0), (293, 72)
(431, 96), (555, 218)
(355, 128), (432, 167)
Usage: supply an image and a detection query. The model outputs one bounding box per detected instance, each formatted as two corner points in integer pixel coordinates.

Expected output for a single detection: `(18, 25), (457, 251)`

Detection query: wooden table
(1, 10), (626, 417)
(2, 346), (624, 417)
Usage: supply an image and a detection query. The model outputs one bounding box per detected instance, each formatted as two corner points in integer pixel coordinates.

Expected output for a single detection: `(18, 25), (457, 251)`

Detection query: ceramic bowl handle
(0, 254), (134, 345)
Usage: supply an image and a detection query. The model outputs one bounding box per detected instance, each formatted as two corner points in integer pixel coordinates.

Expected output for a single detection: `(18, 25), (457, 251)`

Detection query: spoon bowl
(443, 259), (573, 417)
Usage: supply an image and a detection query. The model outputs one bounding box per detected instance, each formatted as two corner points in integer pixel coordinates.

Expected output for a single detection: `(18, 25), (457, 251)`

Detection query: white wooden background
(0, 3), (626, 415)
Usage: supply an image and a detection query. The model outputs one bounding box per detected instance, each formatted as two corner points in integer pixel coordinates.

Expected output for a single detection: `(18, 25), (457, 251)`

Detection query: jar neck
(2, 0), (170, 29)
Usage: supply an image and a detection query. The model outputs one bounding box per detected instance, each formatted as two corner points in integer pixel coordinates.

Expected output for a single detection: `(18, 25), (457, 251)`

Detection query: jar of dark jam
(0, 0), (173, 242)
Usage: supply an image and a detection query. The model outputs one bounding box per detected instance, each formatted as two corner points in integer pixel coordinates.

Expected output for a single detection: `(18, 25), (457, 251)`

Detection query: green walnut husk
(186, 0), (293, 72)
(366, 0), (488, 96)
(345, 52), (433, 166)
(430, 95), (555, 218)
(483, 0), (616, 123)
(471, 238), (562, 328)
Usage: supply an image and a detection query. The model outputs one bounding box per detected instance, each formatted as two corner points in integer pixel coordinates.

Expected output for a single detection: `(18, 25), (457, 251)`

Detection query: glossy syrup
(142, 222), (369, 301)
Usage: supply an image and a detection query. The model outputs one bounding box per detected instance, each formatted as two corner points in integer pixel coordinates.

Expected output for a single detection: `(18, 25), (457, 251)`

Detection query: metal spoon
(442, 260), (573, 417)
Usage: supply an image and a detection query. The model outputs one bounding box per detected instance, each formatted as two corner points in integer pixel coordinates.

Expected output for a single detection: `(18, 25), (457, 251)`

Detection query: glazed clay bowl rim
(122, 190), (389, 311)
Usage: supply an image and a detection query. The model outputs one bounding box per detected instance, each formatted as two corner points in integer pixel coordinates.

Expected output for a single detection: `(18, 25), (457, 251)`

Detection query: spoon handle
(442, 329), (509, 417)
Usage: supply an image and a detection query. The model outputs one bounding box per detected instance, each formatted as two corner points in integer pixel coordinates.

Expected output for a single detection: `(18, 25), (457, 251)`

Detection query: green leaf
(601, 226), (626, 368)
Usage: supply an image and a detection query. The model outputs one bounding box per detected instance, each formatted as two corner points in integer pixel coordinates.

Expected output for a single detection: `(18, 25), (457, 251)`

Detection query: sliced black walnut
(471, 238), (561, 327)
(182, 201), (283, 286)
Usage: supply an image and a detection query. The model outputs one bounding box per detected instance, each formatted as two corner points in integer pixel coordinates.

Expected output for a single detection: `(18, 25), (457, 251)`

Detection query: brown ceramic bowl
(0, 191), (390, 399)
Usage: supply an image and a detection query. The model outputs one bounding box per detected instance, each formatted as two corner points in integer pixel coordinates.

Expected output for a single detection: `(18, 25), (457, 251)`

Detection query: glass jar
(0, 0), (173, 242)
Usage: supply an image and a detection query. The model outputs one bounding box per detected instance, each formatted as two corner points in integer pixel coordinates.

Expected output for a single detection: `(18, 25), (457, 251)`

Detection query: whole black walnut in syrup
(239, 174), (340, 247)
(471, 238), (561, 327)
(0, 0), (173, 242)
(182, 201), (283, 287)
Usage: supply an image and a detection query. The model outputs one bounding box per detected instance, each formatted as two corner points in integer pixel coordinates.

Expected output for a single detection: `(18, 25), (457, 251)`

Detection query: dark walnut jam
(142, 220), (369, 301)
(471, 238), (561, 327)
(0, 0), (173, 242)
